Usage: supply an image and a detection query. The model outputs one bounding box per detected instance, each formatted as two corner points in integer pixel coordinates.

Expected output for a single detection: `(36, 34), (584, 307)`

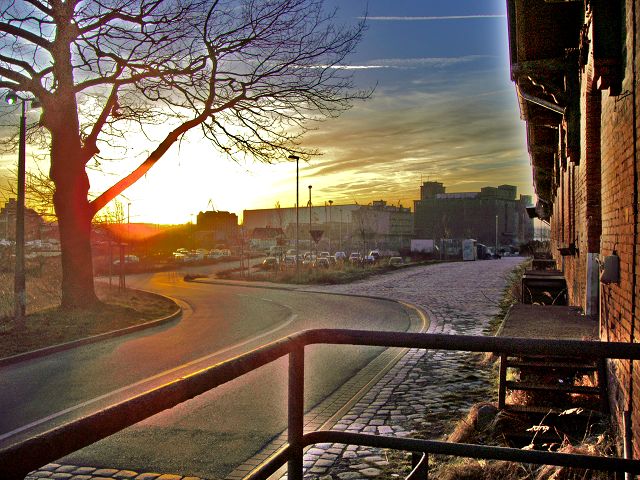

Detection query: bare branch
(21, 0), (53, 17)
(0, 20), (53, 51)
(89, 109), (209, 215)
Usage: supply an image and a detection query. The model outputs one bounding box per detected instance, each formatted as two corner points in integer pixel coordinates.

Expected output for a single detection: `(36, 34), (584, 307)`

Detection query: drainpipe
(585, 253), (599, 316)
(518, 89), (566, 115)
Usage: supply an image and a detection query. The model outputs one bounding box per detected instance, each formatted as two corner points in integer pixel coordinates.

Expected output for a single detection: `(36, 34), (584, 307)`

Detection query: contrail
(361, 15), (505, 21)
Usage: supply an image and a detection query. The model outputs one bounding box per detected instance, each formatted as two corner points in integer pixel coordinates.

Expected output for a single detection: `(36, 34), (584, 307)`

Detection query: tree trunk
(48, 101), (99, 310)
(54, 180), (99, 309)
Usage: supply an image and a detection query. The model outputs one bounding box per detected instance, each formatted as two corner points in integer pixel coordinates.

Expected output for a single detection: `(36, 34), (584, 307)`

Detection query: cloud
(362, 15), (506, 21)
(366, 55), (490, 69)
(314, 55), (490, 71)
(294, 65), (532, 208)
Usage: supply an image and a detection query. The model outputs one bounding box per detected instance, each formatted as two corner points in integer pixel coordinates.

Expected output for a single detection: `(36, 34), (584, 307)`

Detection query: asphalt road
(1, 269), (416, 478)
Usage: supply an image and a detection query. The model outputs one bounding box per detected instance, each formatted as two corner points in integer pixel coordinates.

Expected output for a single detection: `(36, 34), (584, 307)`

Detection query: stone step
(503, 404), (601, 417)
(505, 359), (598, 371)
(505, 381), (600, 395)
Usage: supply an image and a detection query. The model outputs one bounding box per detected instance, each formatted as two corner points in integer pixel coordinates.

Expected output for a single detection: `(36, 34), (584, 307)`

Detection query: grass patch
(0, 258), (179, 359)
(483, 259), (530, 336)
(217, 260), (445, 285)
(0, 257), (65, 317)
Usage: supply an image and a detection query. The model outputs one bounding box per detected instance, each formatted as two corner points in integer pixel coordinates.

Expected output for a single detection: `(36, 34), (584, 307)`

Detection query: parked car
(334, 251), (347, 262)
(302, 255), (316, 267)
(283, 255), (297, 269)
(476, 244), (492, 260)
(314, 257), (330, 268)
(319, 251), (330, 258)
(172, 251), (188, 262)
(190, 250), (205, 261)
(363, 255), (376, 264)
(113, 255), (140, 265)
(388, 256), (404, 267)
(261, 257), (279, 270)
(348, 252), (362, 265)
(368, 250), (381, 261)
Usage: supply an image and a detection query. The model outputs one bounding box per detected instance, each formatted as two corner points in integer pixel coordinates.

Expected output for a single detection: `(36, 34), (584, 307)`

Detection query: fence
(3, 329), (640, 480)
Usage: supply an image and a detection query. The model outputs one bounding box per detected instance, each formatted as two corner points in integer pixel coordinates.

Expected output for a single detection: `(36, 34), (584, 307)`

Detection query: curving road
(0, 268), (420, 478)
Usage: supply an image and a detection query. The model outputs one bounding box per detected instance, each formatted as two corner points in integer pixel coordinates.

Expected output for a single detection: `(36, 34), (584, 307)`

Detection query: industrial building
(195, 210), (238, 247)
(243, 204), (359, 252)
(350, 200), (413, 252)
(413, 182), (534, 249)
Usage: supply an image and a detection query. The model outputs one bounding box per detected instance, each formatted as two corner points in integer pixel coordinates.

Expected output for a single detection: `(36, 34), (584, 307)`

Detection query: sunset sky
(0, 0), (532, 225)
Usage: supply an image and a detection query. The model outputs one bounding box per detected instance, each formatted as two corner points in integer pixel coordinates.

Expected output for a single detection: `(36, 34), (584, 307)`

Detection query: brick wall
(597, 0), (639, 459)
(546, 1), (639, 458)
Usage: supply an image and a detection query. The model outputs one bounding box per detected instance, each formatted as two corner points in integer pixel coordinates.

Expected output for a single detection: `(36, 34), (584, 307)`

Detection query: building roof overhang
(507, 0), (623, 220)
(507, 0), (583, 214)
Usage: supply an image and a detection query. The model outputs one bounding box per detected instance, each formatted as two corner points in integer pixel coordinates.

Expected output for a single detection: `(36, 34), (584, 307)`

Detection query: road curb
(228, 301), (430, 480)
(0, 291), (182, 368)
(191, 276), (429, 307)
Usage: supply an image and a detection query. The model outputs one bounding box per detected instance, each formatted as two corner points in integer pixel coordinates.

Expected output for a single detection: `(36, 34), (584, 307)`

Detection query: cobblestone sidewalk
(272, 256), (525, 479)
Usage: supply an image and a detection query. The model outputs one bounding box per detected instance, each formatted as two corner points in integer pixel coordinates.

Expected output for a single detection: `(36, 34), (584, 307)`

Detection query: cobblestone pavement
(273, 256), (526, 480)
(25, 257), (524, 480)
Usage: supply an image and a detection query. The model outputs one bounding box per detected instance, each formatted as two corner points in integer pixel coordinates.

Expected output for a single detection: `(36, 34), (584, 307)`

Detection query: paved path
(26, 257), (524, 480)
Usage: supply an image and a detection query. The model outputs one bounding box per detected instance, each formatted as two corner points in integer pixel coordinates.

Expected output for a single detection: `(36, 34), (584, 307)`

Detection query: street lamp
(339, 208), (343, 251)
(328, 200), (333, 254)
(289, 154), (300, 281)
(495, 215), (499, 256)
(308, 185), (312, 256)
(4, 91), (39, 327)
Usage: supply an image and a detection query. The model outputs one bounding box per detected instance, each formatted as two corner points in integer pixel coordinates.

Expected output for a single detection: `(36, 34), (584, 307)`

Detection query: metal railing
(3, 329), (640, 480)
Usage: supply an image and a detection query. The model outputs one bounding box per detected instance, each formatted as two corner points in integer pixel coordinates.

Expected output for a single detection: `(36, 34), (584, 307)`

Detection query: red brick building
(507, 0), (639, 459)
(0, 198), (45, 241)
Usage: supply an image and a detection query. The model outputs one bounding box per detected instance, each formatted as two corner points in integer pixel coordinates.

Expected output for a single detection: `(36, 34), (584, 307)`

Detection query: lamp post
(289, 155), (300, 281)
(495, 215), (499, 256)
(308, 185), (312, 256)
(328, 200), (333, 254)
(339, 208), (343, 252)
(4, 91), (39, 327)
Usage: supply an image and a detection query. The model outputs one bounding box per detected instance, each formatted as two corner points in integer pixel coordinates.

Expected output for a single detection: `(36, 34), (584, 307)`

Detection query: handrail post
(411, 452), (428, 480)
(288, 344), (305, 480)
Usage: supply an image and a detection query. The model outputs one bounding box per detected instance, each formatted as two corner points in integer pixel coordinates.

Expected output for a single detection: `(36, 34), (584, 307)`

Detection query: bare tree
(352, 205), (375, 256)
(0, 0), (368, 308)
(3, 165), (56, 221)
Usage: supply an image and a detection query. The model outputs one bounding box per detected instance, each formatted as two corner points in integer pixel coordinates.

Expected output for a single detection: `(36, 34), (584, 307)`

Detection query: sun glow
(89, 139), (303, 225)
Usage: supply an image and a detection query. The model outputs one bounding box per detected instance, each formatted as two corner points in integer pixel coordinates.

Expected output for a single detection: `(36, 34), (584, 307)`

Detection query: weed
(435, 403), (617, 480)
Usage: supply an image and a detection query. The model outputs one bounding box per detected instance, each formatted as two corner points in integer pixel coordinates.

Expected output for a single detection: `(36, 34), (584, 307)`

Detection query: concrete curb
(0, 290), (182, 368)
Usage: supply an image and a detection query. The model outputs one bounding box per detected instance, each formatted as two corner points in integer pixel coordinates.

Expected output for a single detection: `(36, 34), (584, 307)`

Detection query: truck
(410, 239), (435, 254)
